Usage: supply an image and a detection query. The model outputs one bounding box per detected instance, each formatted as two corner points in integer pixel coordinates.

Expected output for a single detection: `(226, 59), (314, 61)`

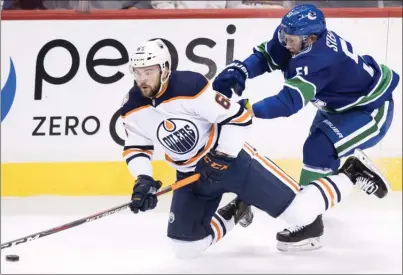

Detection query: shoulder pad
(171, 70), (208, 96)
(157, 71), (209, 103)
(121, 87), (151, 117)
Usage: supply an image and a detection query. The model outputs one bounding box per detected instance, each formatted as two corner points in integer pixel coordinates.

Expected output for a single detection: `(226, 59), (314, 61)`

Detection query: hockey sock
(299, 164), (333, 186)
(280, 173), (354, 225)
(210, 212), (235, 244)
(309, 173), (354, 211)
(170, 212), (236, 259)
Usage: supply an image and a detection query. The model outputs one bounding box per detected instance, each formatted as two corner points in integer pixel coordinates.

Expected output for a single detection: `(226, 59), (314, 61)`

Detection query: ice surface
(1, 191), (402, 274)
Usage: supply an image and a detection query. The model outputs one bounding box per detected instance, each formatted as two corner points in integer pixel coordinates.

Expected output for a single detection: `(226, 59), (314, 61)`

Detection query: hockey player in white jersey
(122, 39), (391, 255)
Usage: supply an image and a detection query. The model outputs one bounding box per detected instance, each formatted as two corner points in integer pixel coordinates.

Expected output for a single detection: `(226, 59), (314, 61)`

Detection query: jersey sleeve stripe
(121, 105), (151, 119)
(122, 148), (153, 158)
(124, 145), (154, 151)
(227, 120), (252, 127)
(126, 153), (151, 164)
(230, 109), (252, 124)
(254, 42), (280, 72)
(218, 105), (244, 126)
(284, 76), (317, 105)
(335, 64), (393, 111)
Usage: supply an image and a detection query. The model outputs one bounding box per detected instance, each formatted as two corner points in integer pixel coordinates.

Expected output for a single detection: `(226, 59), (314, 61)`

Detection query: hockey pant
(168, 143), (356, 259)
(300, 99), (394, 185)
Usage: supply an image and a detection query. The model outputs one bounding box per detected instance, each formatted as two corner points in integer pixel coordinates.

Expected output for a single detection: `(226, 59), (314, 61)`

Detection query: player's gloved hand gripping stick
(0, 173), (200, 250)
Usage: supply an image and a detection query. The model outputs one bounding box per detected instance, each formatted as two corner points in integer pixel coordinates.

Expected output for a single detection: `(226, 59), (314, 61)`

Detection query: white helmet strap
(156, 66), (171, 96)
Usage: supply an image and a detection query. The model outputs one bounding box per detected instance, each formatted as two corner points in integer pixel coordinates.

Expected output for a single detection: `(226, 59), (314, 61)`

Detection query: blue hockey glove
(130, 175), (162, 214)
(195, 150), (234, 184)
(213, 60), (249, 98)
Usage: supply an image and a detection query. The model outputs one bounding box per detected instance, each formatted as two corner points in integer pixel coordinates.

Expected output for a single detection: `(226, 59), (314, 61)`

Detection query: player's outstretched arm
(252, 65), (332, 119)
(212, 25), (291, 98)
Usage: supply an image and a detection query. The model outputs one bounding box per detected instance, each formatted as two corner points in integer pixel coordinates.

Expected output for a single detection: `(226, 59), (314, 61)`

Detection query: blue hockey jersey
(244, 25), (400, 118)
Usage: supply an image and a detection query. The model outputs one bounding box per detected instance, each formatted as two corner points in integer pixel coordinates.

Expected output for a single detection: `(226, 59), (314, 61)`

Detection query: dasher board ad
(1, 17), (401, 195)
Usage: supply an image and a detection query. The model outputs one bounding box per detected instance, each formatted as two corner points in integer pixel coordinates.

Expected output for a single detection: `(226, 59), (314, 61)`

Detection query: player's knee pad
(278, 184), (324, 226)
(303, 130), (339, 171)
(170, 235), (212, 259)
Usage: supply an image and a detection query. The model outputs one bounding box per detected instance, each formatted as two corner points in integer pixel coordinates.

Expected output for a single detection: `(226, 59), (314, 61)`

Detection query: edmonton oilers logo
(157, 118), (199, 155)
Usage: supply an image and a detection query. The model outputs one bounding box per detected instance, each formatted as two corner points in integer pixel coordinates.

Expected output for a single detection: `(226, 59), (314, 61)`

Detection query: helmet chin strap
(155, 68), (171, 97)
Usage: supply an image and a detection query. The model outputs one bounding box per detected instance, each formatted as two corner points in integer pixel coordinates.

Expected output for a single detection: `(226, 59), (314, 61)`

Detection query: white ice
(1, 191), (402, 274)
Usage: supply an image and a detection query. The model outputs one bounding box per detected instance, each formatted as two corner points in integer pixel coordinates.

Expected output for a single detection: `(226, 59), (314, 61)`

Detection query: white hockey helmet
(129, 39), (171, 74)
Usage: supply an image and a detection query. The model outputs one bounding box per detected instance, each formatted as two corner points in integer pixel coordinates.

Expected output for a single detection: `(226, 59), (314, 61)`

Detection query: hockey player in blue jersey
(212, 4), (400, 249)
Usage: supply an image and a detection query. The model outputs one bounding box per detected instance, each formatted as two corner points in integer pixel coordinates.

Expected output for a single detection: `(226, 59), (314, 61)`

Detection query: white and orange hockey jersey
(120, 70), (252, 177)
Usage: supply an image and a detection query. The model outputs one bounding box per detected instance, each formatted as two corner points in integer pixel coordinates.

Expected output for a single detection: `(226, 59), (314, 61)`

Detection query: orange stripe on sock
(211, 219), (221, 241)
(318, 178), (335, 208)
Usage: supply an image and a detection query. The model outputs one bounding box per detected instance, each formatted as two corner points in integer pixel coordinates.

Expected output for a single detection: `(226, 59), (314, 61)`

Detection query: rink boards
(1, 158), (402, 196)
(1, 9), (402, 195)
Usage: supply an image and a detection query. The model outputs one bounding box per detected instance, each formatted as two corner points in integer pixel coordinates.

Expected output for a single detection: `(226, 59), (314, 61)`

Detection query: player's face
(133, 65), (162, 98)
(283, 34), (303, 55)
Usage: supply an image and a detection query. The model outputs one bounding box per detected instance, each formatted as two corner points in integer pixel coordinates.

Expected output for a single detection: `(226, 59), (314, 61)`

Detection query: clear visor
(129, 64), (161, 82)
(278, 26), (308, 49)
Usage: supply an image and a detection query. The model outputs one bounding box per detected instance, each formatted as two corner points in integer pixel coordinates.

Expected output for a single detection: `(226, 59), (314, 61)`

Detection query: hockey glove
(130, 175), (162, 214)
(212, 60), (249, 98)
(195, 150), (234, 184)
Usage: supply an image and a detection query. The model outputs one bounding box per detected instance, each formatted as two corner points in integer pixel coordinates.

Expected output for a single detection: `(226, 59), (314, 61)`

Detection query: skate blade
(276, 237), (322, 252)
(238, 207), (255, 228)
(353, 149), (392, 195)
(239, 219), (252, 228)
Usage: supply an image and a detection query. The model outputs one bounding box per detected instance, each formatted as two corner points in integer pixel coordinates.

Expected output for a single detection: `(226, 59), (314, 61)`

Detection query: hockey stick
(1, 173), (200, 250)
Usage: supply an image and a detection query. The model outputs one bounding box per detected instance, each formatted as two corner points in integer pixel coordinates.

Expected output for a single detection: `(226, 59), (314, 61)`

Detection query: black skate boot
(218, 197), (254, 227)
(339, 149), (391, 198)
(276, 215), (324, 252)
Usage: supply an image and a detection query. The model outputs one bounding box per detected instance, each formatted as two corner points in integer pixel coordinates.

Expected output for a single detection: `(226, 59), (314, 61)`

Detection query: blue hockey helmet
(279, 4), (326, 47)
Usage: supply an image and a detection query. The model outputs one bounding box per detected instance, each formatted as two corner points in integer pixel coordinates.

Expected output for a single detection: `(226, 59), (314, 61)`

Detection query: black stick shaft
(1, 202), (130, 250)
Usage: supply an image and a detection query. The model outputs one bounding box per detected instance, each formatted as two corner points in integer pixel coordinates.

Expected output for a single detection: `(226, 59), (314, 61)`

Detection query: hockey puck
(6, 254), (19, 262)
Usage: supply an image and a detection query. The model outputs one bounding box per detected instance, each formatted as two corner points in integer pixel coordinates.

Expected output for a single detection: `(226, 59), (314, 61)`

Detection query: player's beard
(139, 77), (162, 98)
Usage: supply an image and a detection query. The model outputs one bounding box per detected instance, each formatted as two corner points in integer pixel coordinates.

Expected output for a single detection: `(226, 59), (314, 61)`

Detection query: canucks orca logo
(307, 11), (317, 20)
(1, 58), (17, 122)
(157, 118), (199, 155)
